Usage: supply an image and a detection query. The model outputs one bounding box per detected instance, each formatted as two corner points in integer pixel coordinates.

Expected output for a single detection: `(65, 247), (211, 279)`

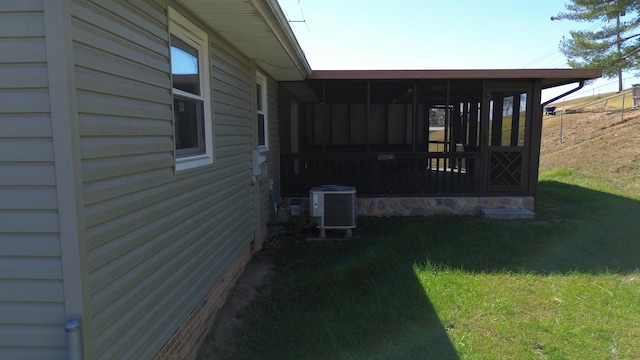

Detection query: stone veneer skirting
(279, 196), (535, 220)
(153, 243), (253, 360)
(357, 196), (535, 217)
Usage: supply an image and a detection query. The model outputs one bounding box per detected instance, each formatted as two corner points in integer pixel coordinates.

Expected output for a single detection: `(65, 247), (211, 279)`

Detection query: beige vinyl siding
(259, 75), (281, 226)
(71, 1), (254, 359)
(0, 1), (67, 359)
(268, 76), (281, 203)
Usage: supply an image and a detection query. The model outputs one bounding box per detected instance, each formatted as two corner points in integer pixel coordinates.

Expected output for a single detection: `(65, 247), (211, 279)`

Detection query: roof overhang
(307, 68), (602, 89)
(177, 0), (311, 81)
(281, 68), (602, 103)
(174, 2), (601, 88)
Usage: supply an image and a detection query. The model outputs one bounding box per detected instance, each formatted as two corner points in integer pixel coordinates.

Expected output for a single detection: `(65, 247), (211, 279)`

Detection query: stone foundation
(278, 196), (535, 222)
(357, 196), (535, 217)
(153, 243), (253, 360)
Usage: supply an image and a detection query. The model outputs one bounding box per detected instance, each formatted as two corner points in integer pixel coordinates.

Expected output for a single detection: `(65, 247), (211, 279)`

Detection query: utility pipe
(65, 319), (83, 360)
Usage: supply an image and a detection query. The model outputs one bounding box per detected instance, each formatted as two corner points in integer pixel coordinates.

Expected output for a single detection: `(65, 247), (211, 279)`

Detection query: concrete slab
(480, 208), (535, 220)
(305, 235), (350, 242)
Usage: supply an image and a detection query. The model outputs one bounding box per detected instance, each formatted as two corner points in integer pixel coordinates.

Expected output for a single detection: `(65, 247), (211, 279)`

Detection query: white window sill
(176, 154), (213, 172)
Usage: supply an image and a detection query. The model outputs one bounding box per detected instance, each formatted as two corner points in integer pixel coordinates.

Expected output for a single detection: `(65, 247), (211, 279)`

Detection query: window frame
(169, 7), (214, 172)
(256, 72), (269, 152)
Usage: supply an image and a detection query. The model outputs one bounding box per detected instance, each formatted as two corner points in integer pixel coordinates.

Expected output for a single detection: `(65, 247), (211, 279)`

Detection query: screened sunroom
(278, 69), (601, 200)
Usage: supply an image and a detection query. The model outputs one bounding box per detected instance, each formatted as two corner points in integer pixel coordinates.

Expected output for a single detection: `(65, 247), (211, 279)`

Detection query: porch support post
(384, 87), (389, 146)
(479, 81), (490, 193)
(491, 94), (503, 146)
(468, 100), (479, 147)
(462, 101), (469, 145)
(322, 80), (327, 152)
(452, 100), (461, 146)
(366, 80), (371, 153)
(444, 81), (450, 153)
(528, 80), (544, 197)
(425, 103), (430, 152)
(412, 80), (418, 153)
(510, 93), (521, 146)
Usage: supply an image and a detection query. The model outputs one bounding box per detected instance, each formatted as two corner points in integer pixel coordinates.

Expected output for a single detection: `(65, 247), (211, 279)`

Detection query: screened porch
(278, 70), (600, 197)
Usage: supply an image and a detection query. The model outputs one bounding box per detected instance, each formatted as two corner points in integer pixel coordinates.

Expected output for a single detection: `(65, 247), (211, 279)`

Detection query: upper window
(169, 8), (213, 171)
(256, 72), (268, 151)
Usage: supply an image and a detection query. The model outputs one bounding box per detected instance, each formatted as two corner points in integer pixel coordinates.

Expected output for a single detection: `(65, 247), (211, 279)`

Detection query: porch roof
(307, 68), (602, 89)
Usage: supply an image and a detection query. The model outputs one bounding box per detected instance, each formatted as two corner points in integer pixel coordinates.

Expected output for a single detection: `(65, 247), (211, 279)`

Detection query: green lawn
(219, 170), (640, 359)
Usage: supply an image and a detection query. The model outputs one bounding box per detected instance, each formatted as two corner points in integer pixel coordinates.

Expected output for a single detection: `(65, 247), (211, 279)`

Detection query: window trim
(256, 72), (268, 152)
(169, 7), (214, 172)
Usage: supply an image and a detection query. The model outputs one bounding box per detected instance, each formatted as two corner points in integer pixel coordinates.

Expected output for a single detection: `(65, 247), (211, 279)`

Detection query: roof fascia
(307, 69), (602, 82)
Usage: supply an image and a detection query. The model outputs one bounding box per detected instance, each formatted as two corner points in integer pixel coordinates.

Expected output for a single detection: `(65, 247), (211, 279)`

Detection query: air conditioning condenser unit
(310, 185), (356, 238)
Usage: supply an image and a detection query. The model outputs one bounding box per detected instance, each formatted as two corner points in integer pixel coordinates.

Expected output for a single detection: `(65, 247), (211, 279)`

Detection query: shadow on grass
(398, 180), (640, 275)
(226, 181), (639, 359)
(233, 234), (460, 360)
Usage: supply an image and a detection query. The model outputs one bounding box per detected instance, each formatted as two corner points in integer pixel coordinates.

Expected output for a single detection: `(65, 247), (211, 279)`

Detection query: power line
(522, 47), (560, 68)
(540, 52), (568, 68)
(283, 0), (309, 30)
(524, 20), (607, 68)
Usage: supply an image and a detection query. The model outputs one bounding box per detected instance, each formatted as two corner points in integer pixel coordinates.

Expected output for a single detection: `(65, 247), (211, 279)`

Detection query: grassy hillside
(549, 88), (634, 113)
(540, 103), (640, 195)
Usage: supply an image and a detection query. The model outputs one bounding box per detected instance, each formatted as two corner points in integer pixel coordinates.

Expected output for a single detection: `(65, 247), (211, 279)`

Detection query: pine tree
(553, 0), (640, 91)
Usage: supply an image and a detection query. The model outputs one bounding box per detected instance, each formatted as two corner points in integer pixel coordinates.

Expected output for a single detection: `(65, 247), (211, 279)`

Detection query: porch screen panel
(311, 103), (324, 146)
(304, 105), (313, 146)
(369, 104), (386, 145)
(460, 102), (469, 145)
(500, 95), (513, 146)
(489, 94), (504, 146)
(515, 93), (527, 146)
(387, 104), (406, 144)
(468, 101), (480, 147)
(417, 104), (426, 146)
(450, 103), (462, 146)
(350, 104), (367, 144)
(331, 104), (349, 145)
(488, 93), (527, 147)
(428, 107), (447, 152)
(405, 104), (414, 145)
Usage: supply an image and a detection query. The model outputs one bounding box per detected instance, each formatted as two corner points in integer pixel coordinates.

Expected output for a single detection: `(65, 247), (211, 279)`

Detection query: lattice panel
(489, 151), (523, 188)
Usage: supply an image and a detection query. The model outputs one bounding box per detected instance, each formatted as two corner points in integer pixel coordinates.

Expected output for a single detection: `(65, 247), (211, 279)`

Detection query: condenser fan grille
(324, 193), (356, 227)
(309, 185), (357, 230)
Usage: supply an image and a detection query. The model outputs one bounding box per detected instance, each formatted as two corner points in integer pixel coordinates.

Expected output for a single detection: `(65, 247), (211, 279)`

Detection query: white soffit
(178, 0), (310, 81)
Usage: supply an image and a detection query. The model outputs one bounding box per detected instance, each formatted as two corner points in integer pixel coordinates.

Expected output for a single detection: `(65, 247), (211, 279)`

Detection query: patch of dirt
(195, 249), (276, 360)
(195, 225), (306, 359)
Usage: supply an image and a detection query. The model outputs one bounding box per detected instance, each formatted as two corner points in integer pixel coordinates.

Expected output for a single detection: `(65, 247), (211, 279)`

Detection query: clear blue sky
(278, 0), (637, 102)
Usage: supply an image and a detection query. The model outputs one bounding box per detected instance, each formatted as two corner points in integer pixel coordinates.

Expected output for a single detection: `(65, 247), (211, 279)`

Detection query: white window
(169, 8), (213, 171)
(256, 72), (268, 151)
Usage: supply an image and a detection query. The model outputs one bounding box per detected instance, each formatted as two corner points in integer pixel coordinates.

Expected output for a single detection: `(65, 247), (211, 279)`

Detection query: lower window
(174, 96), (205, 157)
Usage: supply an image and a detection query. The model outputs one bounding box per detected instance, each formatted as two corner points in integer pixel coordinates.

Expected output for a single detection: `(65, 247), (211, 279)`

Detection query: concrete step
(480, 208), (535, 220)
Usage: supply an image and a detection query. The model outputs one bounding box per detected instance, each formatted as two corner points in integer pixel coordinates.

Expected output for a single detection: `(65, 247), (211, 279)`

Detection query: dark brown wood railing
(281, 152), (481, 196)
